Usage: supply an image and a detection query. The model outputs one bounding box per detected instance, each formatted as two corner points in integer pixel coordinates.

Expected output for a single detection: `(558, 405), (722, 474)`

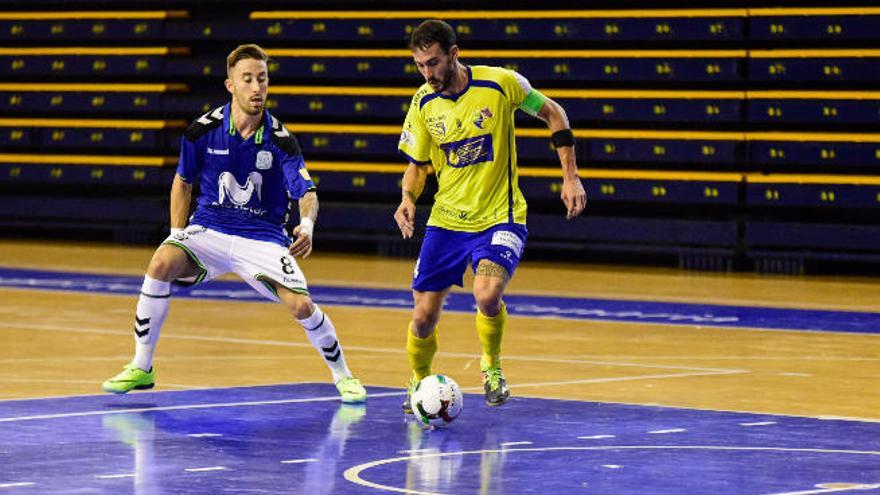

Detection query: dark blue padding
(0, 91), (175, 115)
(588, 138), (739, 164)
(750, 57), (880, 82)
(267, 55), (743, 83)
(751, 15), (880, 41)
(0, 19), (166, 41)
(0, 55), (168, 77)
(745, 182), (880, 208)
(252, 16), (745, 42)
(747, 221), (880, 250)
(749, 140), (879, 168)
(525, 214), (738, 247)
(748, 99), (880, 125)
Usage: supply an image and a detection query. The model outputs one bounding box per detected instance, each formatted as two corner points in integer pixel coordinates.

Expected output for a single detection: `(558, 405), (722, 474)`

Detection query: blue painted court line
(2, 266), (880, 334)
(1, 384), (878, 494)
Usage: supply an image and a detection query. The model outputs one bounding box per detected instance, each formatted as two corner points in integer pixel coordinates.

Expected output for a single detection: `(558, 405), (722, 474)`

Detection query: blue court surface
(2, 266), (880, 334)
(1, 384), (879, 494)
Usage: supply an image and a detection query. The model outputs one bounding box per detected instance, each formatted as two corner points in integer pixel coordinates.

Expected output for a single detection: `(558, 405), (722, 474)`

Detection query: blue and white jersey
(176, 102), (315, 247)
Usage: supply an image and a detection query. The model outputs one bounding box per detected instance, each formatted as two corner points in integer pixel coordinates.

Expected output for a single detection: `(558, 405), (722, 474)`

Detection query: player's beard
(429, 64), (455, 93)
(238, 94), (264, 115)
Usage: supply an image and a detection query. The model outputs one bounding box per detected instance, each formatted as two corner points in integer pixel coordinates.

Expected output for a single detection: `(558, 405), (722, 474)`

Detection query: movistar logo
(218, 171), (262, 206)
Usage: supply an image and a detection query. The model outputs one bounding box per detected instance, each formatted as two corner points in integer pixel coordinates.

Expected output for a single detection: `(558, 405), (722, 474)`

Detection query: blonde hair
(226, 44), (269, 75)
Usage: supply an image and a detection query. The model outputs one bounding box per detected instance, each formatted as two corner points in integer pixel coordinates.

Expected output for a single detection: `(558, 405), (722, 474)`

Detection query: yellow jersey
(398, 65), (533, 232)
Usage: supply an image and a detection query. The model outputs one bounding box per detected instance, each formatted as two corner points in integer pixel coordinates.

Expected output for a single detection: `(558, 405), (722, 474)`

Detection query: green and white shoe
(102, 363), (155, 394)
(335, 376), (367, 404)
(482, 366), (510, 407)
(401, 377), (418, 414)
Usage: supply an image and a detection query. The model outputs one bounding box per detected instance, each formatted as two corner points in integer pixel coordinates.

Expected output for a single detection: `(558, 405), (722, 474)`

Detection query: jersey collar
(438, 65), (472, 102)
(224, 102), (268, 145)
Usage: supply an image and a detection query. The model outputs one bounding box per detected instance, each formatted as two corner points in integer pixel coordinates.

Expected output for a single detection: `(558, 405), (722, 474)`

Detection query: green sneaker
(102, 363), (155, 394)
(401, 377), (418, 414)
(482, 367), (510, 407)
(335, 376), (367, 404)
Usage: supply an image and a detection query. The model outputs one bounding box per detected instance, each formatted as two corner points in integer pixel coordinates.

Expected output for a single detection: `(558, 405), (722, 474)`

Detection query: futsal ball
(411, 374), (463, 428)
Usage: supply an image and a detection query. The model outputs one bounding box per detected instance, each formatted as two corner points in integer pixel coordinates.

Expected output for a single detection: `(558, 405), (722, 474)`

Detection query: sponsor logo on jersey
(491, 230), (524, 257)
(439, 134), (494, 168)
(426, 115), (447, 140)
(207, 147), (229, 155)
(255, 150), (273, 170)
(218, 171), (263, 207)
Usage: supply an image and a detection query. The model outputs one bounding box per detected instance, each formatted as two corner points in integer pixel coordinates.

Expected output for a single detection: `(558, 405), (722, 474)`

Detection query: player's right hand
(394, 200), (416, 239)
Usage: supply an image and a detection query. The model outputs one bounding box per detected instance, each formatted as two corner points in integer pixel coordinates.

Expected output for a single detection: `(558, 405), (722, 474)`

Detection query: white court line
(0, 378), (195, 390)
(3, 322), (746, 374)
(503, 369), (747, 390)
(741, 421), (777, 427)
(500, 441), (533, 447)
(187, 433), (222, 438)
(765, 483), (880, 495)
(343, 446), (880, 495)
(95, 473), (135, 479)
(0, 482), (35, 488)
(649, 428), (687, 434)
(184, 466), (227, 472)
(280, 458), (317, 464)
(0, 391), (401, 423)
(578, 435), (616, 440)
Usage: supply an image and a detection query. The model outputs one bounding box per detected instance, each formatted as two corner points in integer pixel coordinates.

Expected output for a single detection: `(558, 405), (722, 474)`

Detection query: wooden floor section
(1, 239), (878, 421)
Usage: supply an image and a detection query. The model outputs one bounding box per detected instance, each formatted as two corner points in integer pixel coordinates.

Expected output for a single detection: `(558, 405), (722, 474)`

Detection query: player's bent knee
(280, 291), (315, 320)
(146, 247), (192, 282)
(474, 291), (503, 316)
(411, 310), (439, 337)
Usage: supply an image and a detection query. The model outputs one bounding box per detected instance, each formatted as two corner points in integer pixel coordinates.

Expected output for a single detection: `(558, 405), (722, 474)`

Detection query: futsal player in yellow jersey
(395, 20), (587, 412)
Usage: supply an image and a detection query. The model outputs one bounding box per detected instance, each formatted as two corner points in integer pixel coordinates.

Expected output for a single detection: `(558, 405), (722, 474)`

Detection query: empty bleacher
(2, 3), (880, 272)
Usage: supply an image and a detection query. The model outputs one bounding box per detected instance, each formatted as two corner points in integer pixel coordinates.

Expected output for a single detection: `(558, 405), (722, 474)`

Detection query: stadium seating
(0, 83), (190, 116)
(1, 4), (880, 269)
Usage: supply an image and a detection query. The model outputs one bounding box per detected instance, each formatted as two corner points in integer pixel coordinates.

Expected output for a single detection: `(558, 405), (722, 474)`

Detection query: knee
(411, 307), (440, 337)
(146, 253), (177, 281)
(285, 294), (315, 321)
(474, 290), (502, 317)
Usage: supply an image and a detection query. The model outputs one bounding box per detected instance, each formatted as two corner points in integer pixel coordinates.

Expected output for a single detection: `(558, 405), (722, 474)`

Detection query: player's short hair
(409, 19), (456, 53)
(226, 44), (269, 75)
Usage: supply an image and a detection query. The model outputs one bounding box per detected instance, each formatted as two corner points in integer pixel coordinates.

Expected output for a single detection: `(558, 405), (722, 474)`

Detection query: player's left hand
(561, 177), (587, 220)
(289, 223), (313, 258)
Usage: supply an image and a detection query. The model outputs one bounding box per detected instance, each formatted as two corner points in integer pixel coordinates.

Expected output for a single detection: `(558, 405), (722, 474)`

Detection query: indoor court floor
(1, 239), (879, 494)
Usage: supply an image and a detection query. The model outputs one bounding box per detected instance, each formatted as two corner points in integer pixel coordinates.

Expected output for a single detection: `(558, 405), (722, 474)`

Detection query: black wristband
(551, 129), (575, 148)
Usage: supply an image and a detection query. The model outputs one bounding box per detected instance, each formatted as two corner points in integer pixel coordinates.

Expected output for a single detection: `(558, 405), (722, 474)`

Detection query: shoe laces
(483, 368), (504, 390)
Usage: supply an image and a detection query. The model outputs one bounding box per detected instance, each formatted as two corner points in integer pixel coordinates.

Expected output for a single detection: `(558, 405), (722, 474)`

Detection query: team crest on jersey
(255, 150), (273, 170)
(473, 107), (493, 129)
(428, 120), (447, 139)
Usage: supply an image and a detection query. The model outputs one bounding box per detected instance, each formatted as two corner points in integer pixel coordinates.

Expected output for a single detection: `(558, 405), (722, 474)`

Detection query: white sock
(132, 276), (171, 371)
(298, 305), (352, 383)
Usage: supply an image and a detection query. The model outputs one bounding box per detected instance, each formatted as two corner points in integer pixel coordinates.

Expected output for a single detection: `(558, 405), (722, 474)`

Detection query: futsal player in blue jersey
(102, 44), (367, 403)
(395, 20), (586, 410)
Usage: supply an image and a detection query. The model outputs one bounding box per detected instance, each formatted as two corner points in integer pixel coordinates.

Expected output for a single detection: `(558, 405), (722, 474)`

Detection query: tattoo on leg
(475, 262), (510, 281)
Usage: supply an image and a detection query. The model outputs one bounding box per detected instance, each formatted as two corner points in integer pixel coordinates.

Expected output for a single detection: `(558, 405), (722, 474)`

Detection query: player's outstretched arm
(394, 163), (428, 239)
(536, 97), (587, 220)
(290, 191), (318, 258)
(169, 174), (193, 231)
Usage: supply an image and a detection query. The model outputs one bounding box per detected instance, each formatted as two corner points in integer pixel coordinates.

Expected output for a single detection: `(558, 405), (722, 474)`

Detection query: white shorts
(162, 225), (308, 302)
